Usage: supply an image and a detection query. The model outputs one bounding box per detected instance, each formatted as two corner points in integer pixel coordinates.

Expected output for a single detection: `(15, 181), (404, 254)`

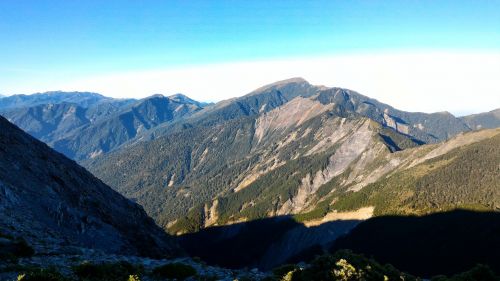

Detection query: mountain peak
(247, 77), (311, 97)
(272, 77), (308, 84)
(146, 94), (167, 99)
(434, 111), (455, 117)
(168, 93), (211, 107)
(258, 77), (309, 89)
(168, 93), (194, 102)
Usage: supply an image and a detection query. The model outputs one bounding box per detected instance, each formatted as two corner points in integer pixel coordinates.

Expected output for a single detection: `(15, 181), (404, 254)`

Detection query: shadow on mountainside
(332, 209), (500, 278)
(179, 210), (500, 277)
(178, 216), (361, 270)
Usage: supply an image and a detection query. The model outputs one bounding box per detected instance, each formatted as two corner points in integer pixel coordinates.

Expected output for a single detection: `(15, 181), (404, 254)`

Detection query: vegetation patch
(271, 264), (300, 280)
(292, 199), (332, 223)
(431, 264), (499, 281)
(332, 134), (500, 216)
(16, 268), (68, 281)
(152, 263), (197, 280)
(216, 152), (332, 225)
(72, 261), (143, 281)
(284, 250), (417, 281)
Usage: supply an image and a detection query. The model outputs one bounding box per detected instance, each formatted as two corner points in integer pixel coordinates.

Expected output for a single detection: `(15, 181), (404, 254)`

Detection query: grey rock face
(0, 116), (179, 257)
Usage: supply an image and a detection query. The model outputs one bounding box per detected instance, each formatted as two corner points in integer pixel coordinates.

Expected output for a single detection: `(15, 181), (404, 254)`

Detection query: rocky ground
(0, 249), (270, 280)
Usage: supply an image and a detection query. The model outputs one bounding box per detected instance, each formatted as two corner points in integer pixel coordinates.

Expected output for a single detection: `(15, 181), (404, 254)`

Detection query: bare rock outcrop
(0, 116), (179, 258)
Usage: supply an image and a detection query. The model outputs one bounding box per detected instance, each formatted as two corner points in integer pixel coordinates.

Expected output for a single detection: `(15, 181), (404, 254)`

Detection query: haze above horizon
(1, 0), (499, 115)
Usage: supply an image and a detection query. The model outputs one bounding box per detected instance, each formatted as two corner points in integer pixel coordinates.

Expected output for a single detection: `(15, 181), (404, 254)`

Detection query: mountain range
(2, 79), (499, 237)
(1, 78), (499, 278)
(0, 91), (110, 110)
(0, 93), (204, 160)
(2, 80), (498, 163)
(80, 78), (499, 235)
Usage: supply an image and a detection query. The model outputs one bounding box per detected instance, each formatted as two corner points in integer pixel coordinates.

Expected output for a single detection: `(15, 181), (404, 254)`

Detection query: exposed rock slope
(332, 128), (500, 216)
(0, 116), (178, 257)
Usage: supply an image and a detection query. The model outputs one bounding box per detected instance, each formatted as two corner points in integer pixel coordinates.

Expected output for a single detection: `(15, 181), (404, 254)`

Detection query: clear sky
(1, 0), (499, 115)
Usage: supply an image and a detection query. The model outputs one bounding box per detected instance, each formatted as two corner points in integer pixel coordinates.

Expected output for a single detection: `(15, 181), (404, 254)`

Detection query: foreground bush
(431, 264), (499, 281)
(272, 264), (300, 280)
(72, 261), (143, 281)
(282, 250), (418, 281)
(152, 263), (196, 280)
(17, 268), (68, 281)
(127, 275), (141, 281)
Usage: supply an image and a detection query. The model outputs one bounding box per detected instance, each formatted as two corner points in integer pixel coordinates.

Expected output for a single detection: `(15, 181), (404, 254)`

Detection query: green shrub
(331, 259), (362, 281)
(196, 274), (219, 281)
(282, 271), (297, 281)
(128, 275), (141, 281)
(289, 251), (417, 281)
(72, 261), (142, 281)
(152, 263), (197, 280)
(16, 268), (68, 281)
(431, 264), (499, 281)
(235, 276), (254, 281)
(272, 264), (299, 279)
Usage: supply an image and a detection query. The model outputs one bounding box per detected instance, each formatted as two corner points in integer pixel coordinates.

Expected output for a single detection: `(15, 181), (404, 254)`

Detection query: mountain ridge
(0, 91), (110, 109)
(1, 92), (207, 160)
(2, 82), (498, 162)
(83, 79), (500, 235)
(2, 80), (499, 236)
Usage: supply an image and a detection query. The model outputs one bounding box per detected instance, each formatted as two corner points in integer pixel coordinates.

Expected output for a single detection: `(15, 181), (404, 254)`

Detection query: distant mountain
(127, 78), (493, 144)
(84, 78), (500, 235)
(1, 102), (120, 141)
(0, 91), (109, 110)
(0, 92), (206, 160)
(3, 80), (499, 237)
(0, 91), (136, 144)
(169, 93), (214, 107)
(50, 95), (204, 160)
(460, 108), (500, 130)
(0, 116), (179, 257)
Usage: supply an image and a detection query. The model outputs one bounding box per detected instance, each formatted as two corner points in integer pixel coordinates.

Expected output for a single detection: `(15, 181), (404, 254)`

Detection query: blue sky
(1, 1), (499, 114)
(2, 0), (499, 70)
